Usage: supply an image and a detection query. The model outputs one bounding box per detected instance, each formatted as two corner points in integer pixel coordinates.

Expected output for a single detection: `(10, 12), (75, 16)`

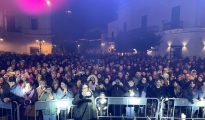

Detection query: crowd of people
(0, 53), (205, 120)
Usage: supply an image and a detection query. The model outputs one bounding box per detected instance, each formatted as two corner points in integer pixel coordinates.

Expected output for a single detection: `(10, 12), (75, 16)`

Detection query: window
(141, 15), (147, 28)
(123, 22), (127, 32)
(6, 16), (15, 32)
(112, 31), (114, 41)
(30, 47), (39, 54)
(171, 5), (180, 28)
(31, 19), (38, 30)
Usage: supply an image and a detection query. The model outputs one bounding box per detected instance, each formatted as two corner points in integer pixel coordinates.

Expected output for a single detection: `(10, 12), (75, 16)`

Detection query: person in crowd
(52, 80), (59, 93)
(137, 77), (149, 97)
(41, 68), (53, 86)
(0, 76), (9, 96)
(110, 78), (127, 119)
(1, 76), (23, 102)
(124, 79), (139, 120)
(72, 79), (82, 95)
(183, 80), (203, 119)
(94, 82), (107, 98)
(36, 80), (47, 100)
(132, 71), (142, 86)
(39, 86), (57, 120)
(72, 84), (97, 120)
(56, 80), (73, 99)
(19, 80), (38, 120)
(96, 92), (108, 118)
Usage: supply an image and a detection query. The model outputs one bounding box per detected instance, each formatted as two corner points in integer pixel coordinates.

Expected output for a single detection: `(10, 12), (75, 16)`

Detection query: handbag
(74, 103), (88, 120)
(24, 105), (39, 117)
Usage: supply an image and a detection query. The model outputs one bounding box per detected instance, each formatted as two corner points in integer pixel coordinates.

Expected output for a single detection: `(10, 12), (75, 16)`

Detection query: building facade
(108, 0), (205, 58)
(0, 0), (52, 54)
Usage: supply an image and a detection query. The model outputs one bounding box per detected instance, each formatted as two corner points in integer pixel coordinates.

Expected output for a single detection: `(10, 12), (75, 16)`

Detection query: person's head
(170, 75), (175, 81)
(197, 76), (203, 82)
(41, 68), (47, 75)
(185, 73), (190, 81)
(141, 77), (147, 84)
(0, 76), (5, 84)
(51, 72), (57, 79)
(22, 80), (33, 90)
(98, 82), (104, 89)
(76, 79), (82, 87)
(37, 74), (42, 81)
(60, 80), (68, 90)
(21, 74), (27, 81)
(155, 79), (162, 87)
(99, 92), (105, 98)
(119, 65), (123, 71)
(118, 72), (123, 78)
(173, 80), (180, 88)
(148, 75), (153, 81)
(128, 80), (134, 87)
(177, 75), (182, 81)
(135, 71), (141, 77)
(190, 80), (196, 89)
(81, 84), (89, 93)
(39, 80), (46, 88)
(45, 86), (52, 94)
(104, 77), (109, 84)
(52, 80), (59, 89)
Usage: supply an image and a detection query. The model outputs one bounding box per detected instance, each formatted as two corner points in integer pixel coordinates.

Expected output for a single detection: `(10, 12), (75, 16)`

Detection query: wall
(0, 0), (52, 54)
(108, 0), (205, 57)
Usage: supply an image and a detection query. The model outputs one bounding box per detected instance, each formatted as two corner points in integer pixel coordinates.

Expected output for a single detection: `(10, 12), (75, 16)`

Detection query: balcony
(163, 21), (183, 31)
(0, 26), (22, 37)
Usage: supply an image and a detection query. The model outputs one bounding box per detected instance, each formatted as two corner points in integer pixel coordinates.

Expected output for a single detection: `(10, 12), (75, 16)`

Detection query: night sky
(51, 0), (131, 41)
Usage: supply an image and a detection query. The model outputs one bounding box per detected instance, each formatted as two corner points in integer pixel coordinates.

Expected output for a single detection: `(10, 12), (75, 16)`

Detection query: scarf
(23, 88), (35, 113)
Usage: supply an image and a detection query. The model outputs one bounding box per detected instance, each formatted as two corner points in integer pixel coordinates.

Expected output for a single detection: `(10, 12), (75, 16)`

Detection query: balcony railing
(163, 21), (183, 31)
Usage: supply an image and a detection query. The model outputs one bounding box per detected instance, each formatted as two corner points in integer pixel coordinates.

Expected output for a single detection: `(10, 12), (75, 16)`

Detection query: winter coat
(56, 88), (73, 99)
(110, 84), (127, 97)
(137, 82), (149, 97)
(1, 85), (21, 102)
(72, 90), (97, 120)
(39, 92), (57, 115)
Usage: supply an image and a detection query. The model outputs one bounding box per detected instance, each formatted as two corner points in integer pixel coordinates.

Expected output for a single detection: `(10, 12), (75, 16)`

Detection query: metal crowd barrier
(160, 98), (205, 120)
(0, 100), (20, 120)
(95, 97), (160, 120)
(34, 98), (75, 120)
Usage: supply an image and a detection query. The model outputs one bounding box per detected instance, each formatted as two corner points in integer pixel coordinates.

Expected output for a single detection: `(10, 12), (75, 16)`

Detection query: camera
(115, 79), (120, 85)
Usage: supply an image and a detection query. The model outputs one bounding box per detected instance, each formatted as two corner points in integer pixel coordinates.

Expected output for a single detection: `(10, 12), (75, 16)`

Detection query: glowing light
(47, 0), (50, 5)
(15, 0), (71, 15)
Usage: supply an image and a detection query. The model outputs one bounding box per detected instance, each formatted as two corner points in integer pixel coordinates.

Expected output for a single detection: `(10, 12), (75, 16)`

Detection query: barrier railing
(160, 98), (205, 120)
(0, 100), (20, 120)
(34, 98), (75, 120)
(95, 97), (160, 120)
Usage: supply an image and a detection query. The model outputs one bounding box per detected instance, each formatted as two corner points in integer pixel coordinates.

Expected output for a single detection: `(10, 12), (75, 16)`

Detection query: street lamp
(78, 44), (80, 53)
(36, 39), (45, 53)
(0, 38), (3, 44)
(101, 43), (105, 52)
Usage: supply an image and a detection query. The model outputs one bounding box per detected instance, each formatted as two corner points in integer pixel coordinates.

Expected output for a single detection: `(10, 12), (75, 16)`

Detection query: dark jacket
(72, 90), (97, 120)
(137, 81), (149, 97)
(110, 84), (127, 97)
(1, 85), (19, 102)
(183, 87), (203, 103)
(150, 86), (167, 99)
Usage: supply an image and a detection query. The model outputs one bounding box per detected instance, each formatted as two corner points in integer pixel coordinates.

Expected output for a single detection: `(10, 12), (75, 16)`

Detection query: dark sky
(51, 0), (131, 41)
